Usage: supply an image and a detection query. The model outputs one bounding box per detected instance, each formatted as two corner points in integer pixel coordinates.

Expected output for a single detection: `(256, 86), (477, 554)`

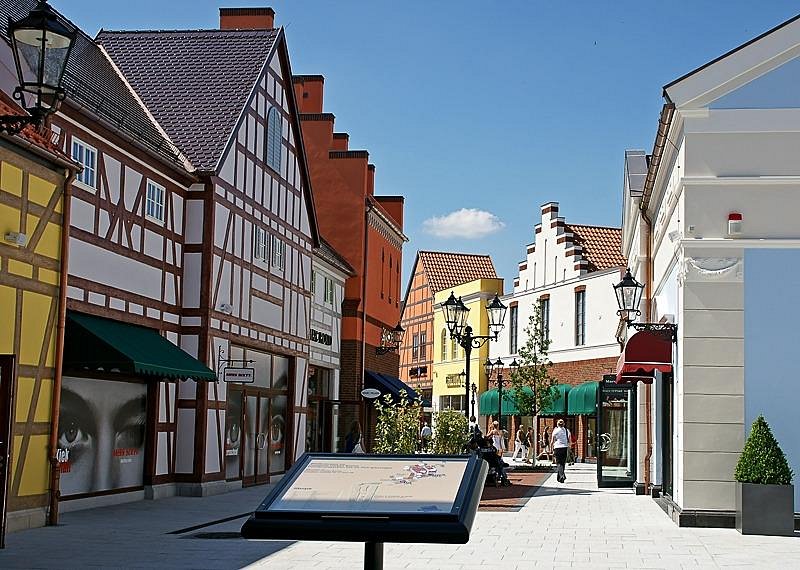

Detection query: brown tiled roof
(0, 92), (72, 162)
(96, 28), (280, 171)
(418, 251), (498, 293)
(567, 224), (626, 271)
(0, 0), (186, 170)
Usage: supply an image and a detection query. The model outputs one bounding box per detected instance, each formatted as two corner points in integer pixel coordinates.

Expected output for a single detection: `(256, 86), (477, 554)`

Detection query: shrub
(432, 409), (469, 454)
(373, 390), (421, 454)
(734, 415), (793, 485)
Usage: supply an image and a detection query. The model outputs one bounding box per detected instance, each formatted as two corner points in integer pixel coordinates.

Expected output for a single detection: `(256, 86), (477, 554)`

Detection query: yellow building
(0, 112), (78, 537)
(432, 278), (503, 424)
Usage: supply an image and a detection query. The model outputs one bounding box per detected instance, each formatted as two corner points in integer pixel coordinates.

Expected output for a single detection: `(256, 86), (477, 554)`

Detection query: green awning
(479, 386), (534, 416)
(538, 383), (571, 416)
(567, 381), (598, 415)
(65, 311), (216, 381)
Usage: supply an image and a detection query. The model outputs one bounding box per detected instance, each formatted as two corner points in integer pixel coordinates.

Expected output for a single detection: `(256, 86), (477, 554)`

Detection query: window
(440, 329), (447, 361)
(271, 235), (285, 269)
(145, 180), (166, 222)
(419, 331), (427, 360)
(509, 305), (519, 354)
(451, 339), (458, 360)
(439, 395), (466, 412)
(324, 277), (334, 304)
(412, 333), (420, 361)
(311, 270), (317, 294)
(540, 297), (550, 342)
(575, 290), (586, 346)
(72, 138), (97, 188)
(253, 227), (268, 261)
(266, 106), (282, 171)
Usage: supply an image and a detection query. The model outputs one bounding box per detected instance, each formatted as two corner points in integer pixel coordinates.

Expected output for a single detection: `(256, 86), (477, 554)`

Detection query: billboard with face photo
(57, 377), (147, 496)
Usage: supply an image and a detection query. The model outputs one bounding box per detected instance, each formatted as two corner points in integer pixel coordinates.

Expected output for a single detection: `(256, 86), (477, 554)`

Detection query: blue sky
(52, 0), (800, 285)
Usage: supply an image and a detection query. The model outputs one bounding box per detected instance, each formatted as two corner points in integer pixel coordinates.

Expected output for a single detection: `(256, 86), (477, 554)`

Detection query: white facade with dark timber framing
(622, 13), (800, 526)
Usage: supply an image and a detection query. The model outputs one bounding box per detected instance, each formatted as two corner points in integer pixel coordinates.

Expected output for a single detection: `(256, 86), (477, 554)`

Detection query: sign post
(241, 453), (487, 570)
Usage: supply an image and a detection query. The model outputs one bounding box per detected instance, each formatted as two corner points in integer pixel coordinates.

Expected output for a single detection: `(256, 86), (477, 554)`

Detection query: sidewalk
(1, 463), (799, 569)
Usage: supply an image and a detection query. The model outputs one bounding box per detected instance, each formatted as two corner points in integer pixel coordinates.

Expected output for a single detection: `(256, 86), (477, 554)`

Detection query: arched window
(266, 107), (282, 171)
(440, 329), (447, 361)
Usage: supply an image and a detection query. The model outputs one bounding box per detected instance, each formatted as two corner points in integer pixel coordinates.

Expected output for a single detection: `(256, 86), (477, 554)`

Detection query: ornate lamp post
(484, 357), (519, 432)
(441, 292), (507, 419)
(1, 1), (77, 134)
(614, 268), (677, 341)
(375, 322), (405, 355)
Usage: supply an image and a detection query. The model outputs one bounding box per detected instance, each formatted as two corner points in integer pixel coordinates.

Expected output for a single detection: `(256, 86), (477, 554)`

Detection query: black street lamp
(485, 357), (518, 432)
(441, 292), (506, 419)
(2, 1), (77, 134)
(614, 267), (677, 342)
(375, 322), (405, 355)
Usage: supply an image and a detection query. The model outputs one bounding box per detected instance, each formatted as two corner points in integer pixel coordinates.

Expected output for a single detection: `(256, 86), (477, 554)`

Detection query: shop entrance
(0, 355), (15, 548)
(324, 401), (362, 453)
(661, 375), (674, 497)
(597, 375), (637, 488)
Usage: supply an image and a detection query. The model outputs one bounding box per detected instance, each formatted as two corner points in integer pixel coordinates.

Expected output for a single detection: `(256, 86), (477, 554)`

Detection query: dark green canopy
(538, 384), (571, 416)
(567, 381), (599, 415)
(65, 311), (216, 381)
(479, 386), (534, 416)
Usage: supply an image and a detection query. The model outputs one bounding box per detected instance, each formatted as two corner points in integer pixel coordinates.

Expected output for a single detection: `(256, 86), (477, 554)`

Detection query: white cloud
(422, 208), (506, 239)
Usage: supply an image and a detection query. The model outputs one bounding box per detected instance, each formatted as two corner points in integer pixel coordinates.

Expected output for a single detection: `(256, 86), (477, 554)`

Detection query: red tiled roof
(0, 91), (71, 162)
(418, 251), (498, 293)
(567, 224), (627, 271)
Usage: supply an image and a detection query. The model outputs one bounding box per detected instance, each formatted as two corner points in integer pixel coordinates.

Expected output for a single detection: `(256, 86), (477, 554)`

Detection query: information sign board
(223, 367), (255, 383)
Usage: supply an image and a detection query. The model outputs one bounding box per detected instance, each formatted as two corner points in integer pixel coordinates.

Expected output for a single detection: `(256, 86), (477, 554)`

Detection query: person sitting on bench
(479, 436), (511, 486)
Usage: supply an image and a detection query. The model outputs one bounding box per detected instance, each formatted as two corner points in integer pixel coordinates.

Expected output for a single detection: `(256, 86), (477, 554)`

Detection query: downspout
(639, 102), (675, 493)
(48, 167), (76, 526)
(361, 201), (372, 447)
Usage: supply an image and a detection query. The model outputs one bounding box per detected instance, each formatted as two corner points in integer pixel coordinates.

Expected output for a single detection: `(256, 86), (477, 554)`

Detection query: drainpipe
(639, 102), (675, 494)
(48, 168), (75, 526)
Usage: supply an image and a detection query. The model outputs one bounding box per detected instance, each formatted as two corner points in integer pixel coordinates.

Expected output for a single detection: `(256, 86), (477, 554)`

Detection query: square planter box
(736, 482), (795, 536)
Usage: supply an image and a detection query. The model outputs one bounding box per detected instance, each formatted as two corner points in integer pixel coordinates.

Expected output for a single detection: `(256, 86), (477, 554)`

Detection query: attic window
(266, 106), (282, 172)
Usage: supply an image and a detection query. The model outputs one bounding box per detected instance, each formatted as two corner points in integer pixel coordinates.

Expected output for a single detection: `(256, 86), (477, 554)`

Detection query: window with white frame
(311, 270), (317, 294)
(575, 290), (586, 346)
(145, 180), (166, 222)
(324, 277), (334, 304)
(540, 297), (550, 342)
(509, 305), (519, 354)
(266, 106), (282, 171)
(253, 226), (268, 261)
(419, 331), (427, 360)
(271, 235), (285, 269)
(71, 138), (97, 188)
(440, 329), (447, 361)
(412, 333), (419, 361)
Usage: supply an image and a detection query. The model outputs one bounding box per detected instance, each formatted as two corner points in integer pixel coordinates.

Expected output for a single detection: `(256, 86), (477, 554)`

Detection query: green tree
(734, 415), (793, 485)
(508, 303), (557, 464)
(433, 409), (469, 454)
(373, 390), (422, 454)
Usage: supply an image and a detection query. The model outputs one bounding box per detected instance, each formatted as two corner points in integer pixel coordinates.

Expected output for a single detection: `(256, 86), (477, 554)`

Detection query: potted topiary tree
(734, 415), (794, 535)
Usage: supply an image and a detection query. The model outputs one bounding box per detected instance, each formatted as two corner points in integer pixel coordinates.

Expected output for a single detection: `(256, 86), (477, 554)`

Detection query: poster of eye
(269, 457), (469, 513)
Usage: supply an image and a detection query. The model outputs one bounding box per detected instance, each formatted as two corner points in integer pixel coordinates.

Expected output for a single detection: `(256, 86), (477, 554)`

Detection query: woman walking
(551, 419), (571, 483)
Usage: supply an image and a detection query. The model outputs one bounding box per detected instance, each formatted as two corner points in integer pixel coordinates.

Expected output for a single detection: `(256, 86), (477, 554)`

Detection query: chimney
(292, 75), (324, 114)
(367, 164), (375, 196)
(220, 7), (275, 30)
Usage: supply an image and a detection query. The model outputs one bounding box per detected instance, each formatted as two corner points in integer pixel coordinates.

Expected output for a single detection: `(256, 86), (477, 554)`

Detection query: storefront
(224, 346), (292, 485)
(566, 381), (599, 462)
(597, 376), (637, 488)
(60, 311), (216, 507)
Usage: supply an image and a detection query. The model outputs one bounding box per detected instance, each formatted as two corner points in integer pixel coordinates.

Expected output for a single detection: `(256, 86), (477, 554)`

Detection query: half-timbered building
(97, 7), (321, 491)
(0, 91), (78, 538)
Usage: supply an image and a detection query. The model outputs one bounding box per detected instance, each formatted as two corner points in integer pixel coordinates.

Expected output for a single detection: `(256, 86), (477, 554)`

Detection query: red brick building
(293, 76), (407, 408)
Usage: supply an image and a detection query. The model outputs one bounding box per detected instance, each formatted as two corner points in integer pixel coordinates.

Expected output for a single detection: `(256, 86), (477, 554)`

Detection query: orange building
(399, 251), (499, 419)
(293, 75), (407, 405)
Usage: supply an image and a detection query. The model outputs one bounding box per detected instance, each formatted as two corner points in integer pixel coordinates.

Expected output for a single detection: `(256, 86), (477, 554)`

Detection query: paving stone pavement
(1, 463), (799, 569)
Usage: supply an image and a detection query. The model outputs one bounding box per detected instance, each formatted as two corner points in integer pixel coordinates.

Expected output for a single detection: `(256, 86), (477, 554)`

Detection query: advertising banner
(57, 377), (147, 496)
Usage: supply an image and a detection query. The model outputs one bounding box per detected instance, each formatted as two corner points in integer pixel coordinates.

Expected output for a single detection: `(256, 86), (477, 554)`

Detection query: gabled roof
(314, 239), (355, 277)
(417, 251), (498, 294)
(0, 0), (187, 171)
(96, 28), (279, 172)
(566, 224), (626, 272)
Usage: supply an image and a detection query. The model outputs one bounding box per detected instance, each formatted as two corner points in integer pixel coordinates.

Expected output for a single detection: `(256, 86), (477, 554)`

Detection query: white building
(490, 202), (626, 461)
(307, 241), (353, 452)
(620, 14), (800, 526)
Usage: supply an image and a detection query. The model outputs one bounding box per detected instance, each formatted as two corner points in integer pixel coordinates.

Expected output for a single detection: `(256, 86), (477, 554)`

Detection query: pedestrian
(490, 421), (505, 458)
(512, 424), (526, 461)
(568, 429), (577, 465)
(551, 419), (571, 483)
(420, 422), (432, 452)
(525, 426), (535, 464)
(468, 415), (482, 440)
(539, 425), (551, 461)
(345, 420), (365, 454)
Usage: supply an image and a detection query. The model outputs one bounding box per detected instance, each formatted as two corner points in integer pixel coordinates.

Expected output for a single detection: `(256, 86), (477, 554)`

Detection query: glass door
(325, 401), (363, 453)
(662, 377), (674, 497)
(597, 376), (637, 488)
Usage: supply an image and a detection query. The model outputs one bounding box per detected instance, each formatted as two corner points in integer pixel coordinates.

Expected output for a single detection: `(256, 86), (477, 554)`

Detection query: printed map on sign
(269, 458), (468, 513)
